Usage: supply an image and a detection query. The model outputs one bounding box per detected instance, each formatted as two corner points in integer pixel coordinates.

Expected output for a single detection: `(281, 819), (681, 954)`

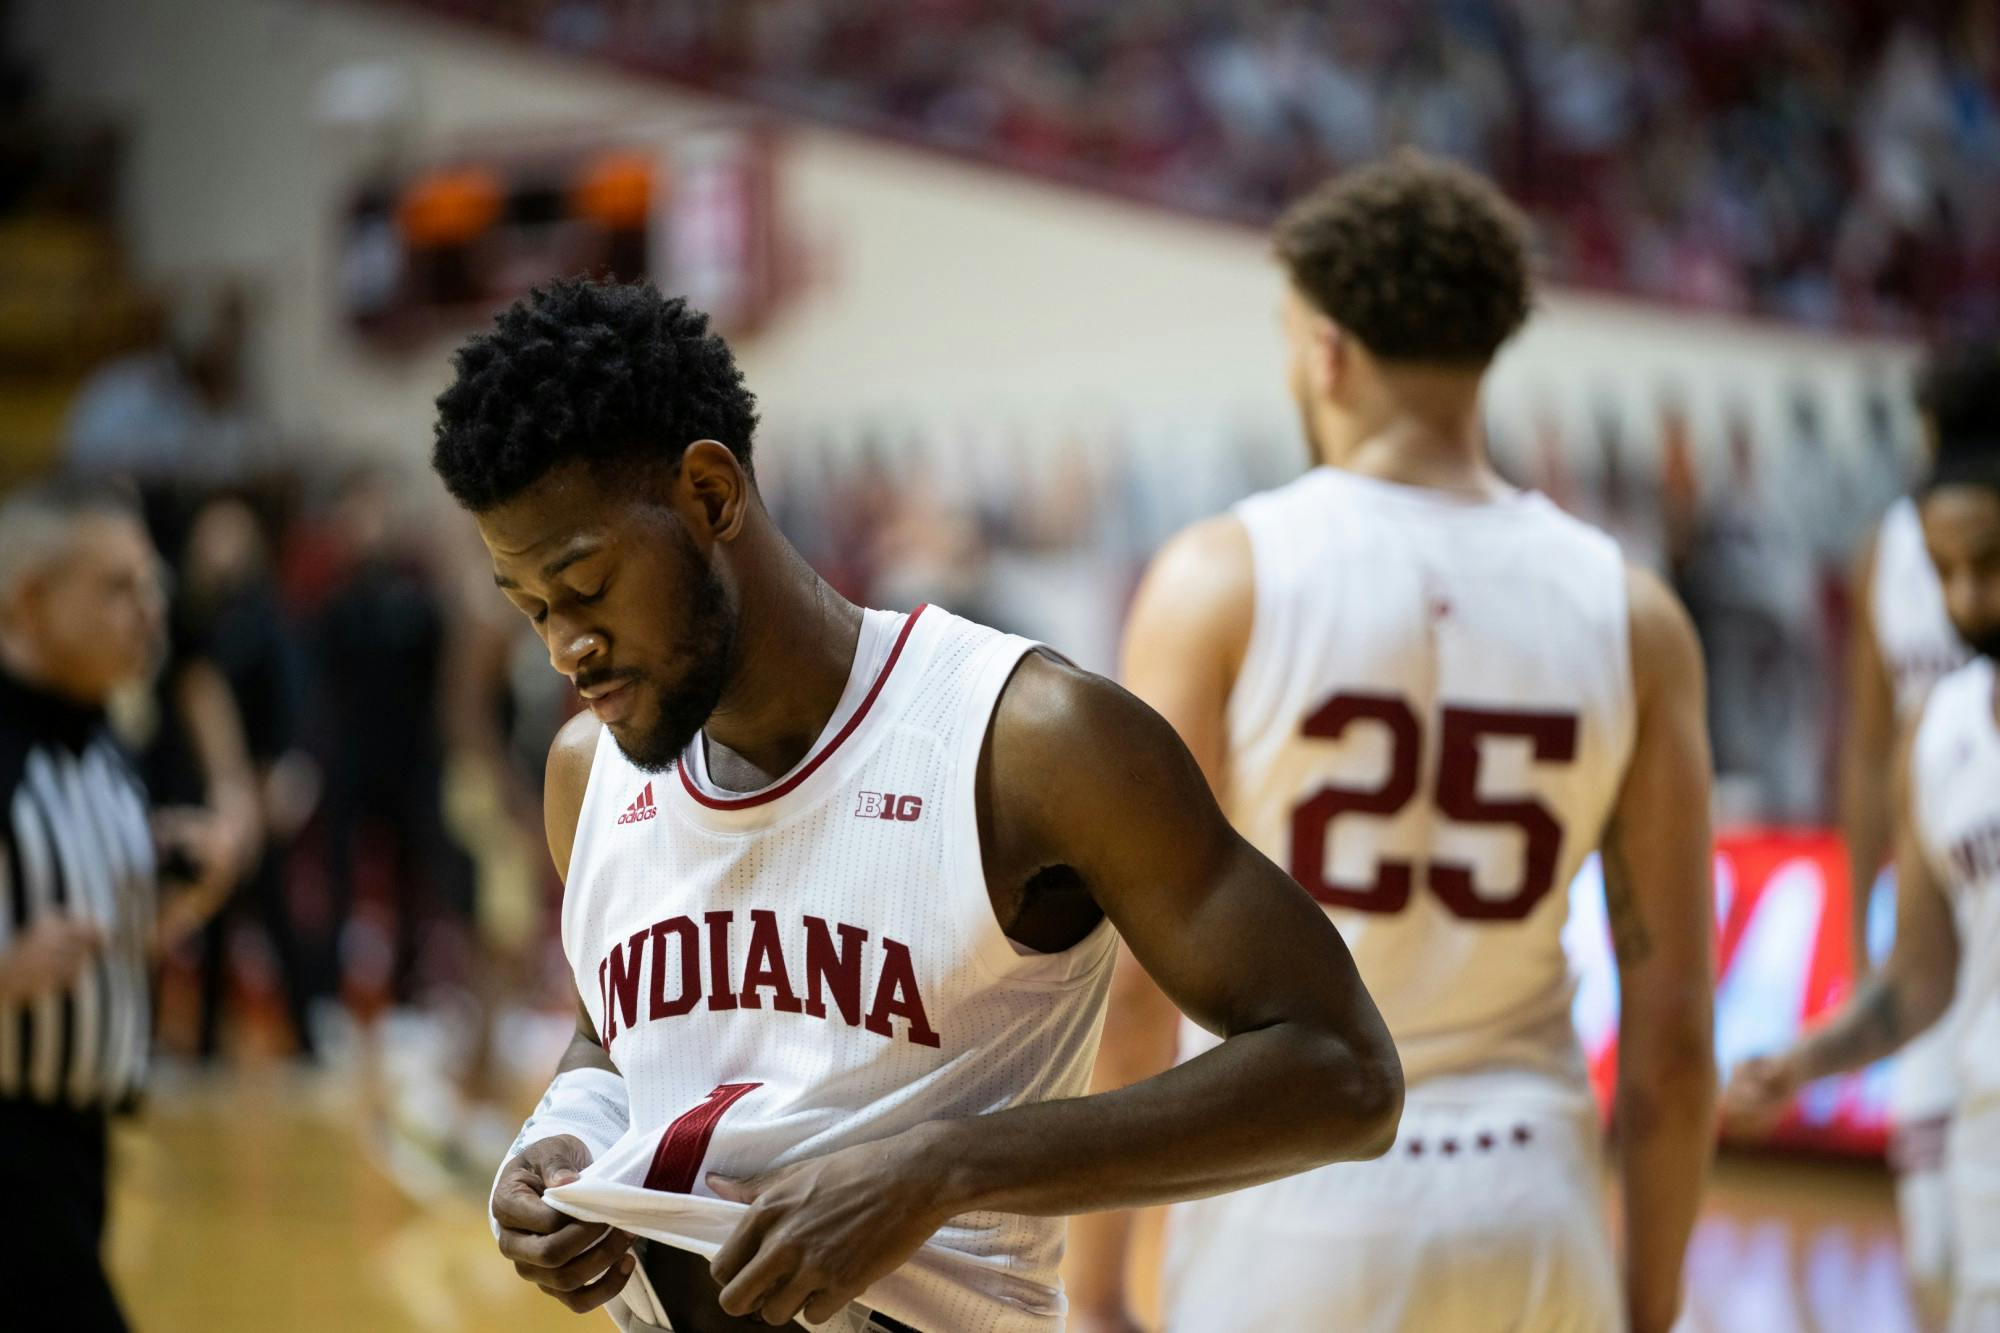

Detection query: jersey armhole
(558, 723), (626, 969)
(1609, 556), (1639, 780)
(1222, 501), (1286, 763)
(1908, 667), (1980, 890)
(945, 639), (1117, 989)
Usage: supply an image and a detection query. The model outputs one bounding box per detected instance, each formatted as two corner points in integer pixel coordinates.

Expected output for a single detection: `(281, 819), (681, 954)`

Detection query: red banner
(1569, 828), (1892, 1155)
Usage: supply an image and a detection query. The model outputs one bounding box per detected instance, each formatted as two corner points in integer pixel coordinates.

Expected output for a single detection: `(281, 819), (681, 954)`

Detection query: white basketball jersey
(1872, 498), (1972, 1132)
(1875, 497), (1972, 719)
(558, 605), (1115, 1333)
(1209, 468), (1636, 1092)
(1910, 658), (2000, 1118)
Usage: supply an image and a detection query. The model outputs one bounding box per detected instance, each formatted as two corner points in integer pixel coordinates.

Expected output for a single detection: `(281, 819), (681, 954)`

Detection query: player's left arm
(1724, 716), (1962, 1118)
(1065, 514), (1249, 1330)
(1602, 567), (1718, 1333)
(964, 655), (1404, 1189)
(1839, 526), (1897, 964)
(705, 657), (1402, 1327)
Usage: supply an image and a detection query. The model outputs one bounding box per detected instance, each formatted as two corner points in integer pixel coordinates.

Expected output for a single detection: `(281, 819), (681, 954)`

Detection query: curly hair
(431, 278), (760, 511)
(1273, 152), (1533, 366)
(1921, 340), (2000, 493)
(1920, 341), (2000, 448)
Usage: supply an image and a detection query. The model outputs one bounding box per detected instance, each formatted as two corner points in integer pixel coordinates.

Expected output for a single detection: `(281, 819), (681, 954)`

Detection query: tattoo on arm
(1810, 976), (1904, 1074)
(1601, 820), (1654, 965)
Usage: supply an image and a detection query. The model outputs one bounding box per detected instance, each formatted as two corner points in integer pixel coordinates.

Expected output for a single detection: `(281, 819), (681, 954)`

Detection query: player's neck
(700, 532), (867, 787)
(1336, 421), (1513, 500)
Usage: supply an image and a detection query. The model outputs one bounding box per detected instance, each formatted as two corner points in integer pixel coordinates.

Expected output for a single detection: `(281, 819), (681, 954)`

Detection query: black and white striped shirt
(0, 668), (154, 1109)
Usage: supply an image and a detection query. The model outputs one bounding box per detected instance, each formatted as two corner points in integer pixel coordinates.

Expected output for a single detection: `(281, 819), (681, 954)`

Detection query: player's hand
(0, 914), (105, 1003)
(706, 1128), (955, 1326)
(492, 1133), (637, 1313)
(1720, 1052), (1805, 1136)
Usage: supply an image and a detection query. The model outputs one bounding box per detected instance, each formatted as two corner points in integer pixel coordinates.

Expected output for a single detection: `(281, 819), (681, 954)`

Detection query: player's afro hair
(431, 278), (759, 511)
(1274, 151), (1533, 366)
(1920, 341), (2000, 450)
(1921, 340), (2000, 494)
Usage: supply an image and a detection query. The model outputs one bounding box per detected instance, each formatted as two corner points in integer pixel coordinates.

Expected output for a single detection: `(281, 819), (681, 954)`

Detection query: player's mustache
(573, 667), (642, 694)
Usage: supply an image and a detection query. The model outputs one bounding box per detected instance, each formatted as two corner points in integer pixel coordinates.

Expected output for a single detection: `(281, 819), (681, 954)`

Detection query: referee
(0, 478), (234, 1331)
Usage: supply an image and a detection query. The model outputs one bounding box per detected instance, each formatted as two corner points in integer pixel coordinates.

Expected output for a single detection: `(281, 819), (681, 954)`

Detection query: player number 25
(1287, 693), (1578, 921)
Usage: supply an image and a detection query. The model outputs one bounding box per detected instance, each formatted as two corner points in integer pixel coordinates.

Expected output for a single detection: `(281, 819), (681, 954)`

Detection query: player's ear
(675, 440), (752, 543)
(1316, 319), (1347, 399)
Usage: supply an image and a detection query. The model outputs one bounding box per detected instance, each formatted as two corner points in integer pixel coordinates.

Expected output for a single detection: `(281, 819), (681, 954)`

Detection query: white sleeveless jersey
(1204, 468), (1635, 1093)
(1871, 498), (1970, 1131)
(1910, 658), (2000, 1118)
(1874, 497), (1972, 719)
(557, 605), (1115, 1333)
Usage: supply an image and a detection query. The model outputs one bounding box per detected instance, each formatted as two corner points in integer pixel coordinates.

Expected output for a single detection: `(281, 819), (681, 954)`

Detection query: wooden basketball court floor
(108, 1064), (1934, 1333)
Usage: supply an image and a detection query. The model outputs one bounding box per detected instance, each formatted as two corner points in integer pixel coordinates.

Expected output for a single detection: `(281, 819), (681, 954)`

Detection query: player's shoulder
(1512, 487), (1624, 552)
(1130, 510), (1252, 633)
(993, 650), (1139, 748)
(1920, 654), (1995, 725)
(547, 708), (602, 787)
(988, 652), (1182, 790)
(1623, 563), (1701, 699)
(544, 709), (603, 880)
(1849, 502), (1902, 598)
(1144, 510), (1254, 598)
(1124, 510), (1256, 696)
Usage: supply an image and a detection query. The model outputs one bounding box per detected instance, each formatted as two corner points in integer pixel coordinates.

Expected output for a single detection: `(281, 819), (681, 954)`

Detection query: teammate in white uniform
(428, 279), (1402, 1332)
(1840, 352), (1982, 1311)
(1729, 350), (2000, 1333)
(1070, 156), (1717, 1333)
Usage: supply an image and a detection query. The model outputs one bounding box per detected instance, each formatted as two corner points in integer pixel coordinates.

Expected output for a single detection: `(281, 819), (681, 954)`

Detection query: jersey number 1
(644, 1082), (762, 1194)
(1287, 692), (1578, 921)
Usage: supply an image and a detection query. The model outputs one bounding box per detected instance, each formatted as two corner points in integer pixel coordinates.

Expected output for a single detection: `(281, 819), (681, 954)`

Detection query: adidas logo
(616, 783), (658, 825)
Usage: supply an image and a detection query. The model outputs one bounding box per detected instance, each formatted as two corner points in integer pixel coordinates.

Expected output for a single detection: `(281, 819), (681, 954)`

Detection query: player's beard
(612, 530), (739, 774)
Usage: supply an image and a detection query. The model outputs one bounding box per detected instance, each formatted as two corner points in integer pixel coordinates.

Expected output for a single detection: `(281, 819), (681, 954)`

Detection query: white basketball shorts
(1159, 1075), (1619, 1333)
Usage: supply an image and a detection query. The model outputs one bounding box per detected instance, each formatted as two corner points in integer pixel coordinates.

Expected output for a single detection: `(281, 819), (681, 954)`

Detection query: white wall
(14, 0), (1920, 477)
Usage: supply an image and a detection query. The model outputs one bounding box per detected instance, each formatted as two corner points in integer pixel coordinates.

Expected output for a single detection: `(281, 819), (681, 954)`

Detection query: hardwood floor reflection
(112, 1069), (1925, 1333)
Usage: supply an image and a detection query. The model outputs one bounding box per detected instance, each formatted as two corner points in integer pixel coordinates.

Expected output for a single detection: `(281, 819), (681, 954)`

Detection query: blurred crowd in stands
(406, 0), (2000, 332)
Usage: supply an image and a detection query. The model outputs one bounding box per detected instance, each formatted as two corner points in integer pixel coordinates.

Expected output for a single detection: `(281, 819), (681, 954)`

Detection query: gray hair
(0, 475), (145, 603)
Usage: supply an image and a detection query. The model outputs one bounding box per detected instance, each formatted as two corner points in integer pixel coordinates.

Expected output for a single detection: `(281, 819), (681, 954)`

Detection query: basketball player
(429, 279), (1403, 1332)
(1068, 155), (1717, 1333)
(1839, 348), (1988, 1313)
(1726, 366), (2000, 1332)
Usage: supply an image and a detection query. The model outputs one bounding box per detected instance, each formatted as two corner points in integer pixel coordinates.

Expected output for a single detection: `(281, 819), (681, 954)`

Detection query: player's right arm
(1605, 567), (1718, 1333)
(1839, 527), (1896, 964)
(489, 710), (637, 1313)
(1067, 515), (1250, 1333)
(1724, 718), (1962, 1120)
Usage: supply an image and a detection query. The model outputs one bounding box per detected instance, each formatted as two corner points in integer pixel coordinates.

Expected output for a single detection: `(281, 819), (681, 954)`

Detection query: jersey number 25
(1287, 692), (1578, 921)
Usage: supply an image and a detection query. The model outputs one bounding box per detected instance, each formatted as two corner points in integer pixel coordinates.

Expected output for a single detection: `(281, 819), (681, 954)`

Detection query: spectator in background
(176, 494), (320, 1060)
(0, 477), (240, 1333)
(417, 0), (2000, 329)
(1679, 404), (1825, 823)
(63, 287), (261, 487)
(312, 466), (473, 1010)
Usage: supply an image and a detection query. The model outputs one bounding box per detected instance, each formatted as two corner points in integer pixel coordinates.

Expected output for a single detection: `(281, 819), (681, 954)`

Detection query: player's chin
(615, 701), (703, 775)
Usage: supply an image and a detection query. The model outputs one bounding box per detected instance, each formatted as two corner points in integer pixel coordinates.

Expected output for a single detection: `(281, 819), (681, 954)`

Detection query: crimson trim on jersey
(644, 1081), (763, 1193)
(677, 604), (930, 811)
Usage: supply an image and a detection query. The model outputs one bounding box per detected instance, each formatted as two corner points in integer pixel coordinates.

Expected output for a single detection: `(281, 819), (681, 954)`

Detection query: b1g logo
(856, 791), (924, 822)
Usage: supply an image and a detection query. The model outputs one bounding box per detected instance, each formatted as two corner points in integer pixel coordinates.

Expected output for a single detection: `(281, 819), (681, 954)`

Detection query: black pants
(320, 767), (476, 1003)
(0, 1099), (127, 1331)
